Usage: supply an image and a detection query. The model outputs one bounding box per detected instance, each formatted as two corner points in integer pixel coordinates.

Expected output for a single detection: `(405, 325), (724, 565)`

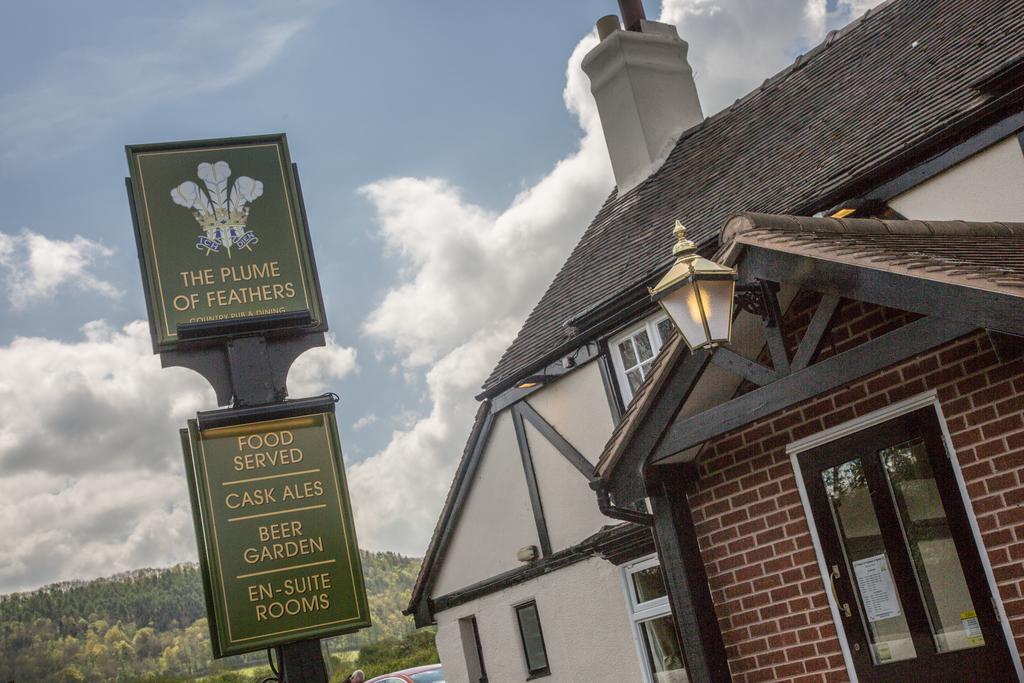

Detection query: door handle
(829, 564), (853, 618)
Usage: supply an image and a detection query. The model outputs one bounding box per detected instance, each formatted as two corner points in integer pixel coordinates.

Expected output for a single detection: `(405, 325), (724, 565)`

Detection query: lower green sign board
(181, 402), (369, 657)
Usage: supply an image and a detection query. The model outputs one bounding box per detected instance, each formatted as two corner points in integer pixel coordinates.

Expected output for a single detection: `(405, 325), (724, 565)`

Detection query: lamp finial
(672, 220), (696, 261)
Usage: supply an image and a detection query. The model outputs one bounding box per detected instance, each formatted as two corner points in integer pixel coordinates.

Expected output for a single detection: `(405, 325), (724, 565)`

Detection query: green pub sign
(181, 404), (370, 657)
(127, 135), (325, 350)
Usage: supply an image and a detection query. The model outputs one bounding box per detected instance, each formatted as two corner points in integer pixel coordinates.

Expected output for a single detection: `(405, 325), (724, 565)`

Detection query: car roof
(367, 663), (442, 681)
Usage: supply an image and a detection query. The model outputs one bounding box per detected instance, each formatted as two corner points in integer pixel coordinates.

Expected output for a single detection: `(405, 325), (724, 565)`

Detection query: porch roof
(720, 213), (1024, 293)
(597, 212), (1024, 481)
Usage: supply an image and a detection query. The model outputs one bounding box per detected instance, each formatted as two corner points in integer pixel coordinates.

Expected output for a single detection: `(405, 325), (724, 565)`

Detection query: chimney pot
(596, 15), (621, 41)
(618, 0), (647, 31)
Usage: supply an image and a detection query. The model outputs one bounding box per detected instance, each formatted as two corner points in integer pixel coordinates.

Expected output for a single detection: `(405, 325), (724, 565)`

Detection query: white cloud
(289, 334), (358, 396)
(661, 0), (880, 115)
(352, 414), (378, 432)
(347, 33), (610, 556)
(347, 323), (518, 554)
(0, 320), (357, 593)
(0, 229), (120, 308)
(0, 2), (319, 160)
(350, 0), (885, 557)
(358, 32), (608, 372)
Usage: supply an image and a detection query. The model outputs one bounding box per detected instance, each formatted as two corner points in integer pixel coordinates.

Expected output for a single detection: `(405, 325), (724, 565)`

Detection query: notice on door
(853, 554), (901, 623)
(181, 404), (370, 657)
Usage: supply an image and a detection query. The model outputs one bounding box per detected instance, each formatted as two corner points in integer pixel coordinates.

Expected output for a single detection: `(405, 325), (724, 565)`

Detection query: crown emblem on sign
(171, 161), (264, 256)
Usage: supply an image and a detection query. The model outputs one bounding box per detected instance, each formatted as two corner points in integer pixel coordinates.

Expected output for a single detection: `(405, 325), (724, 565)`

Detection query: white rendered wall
(890, 135), (1024, 220)
(433, 411), (539, 596)
(527, 359), (616, 463)
(525, 419), (611, 552)
(435, 555), (643, 683)
(433, 361), (617, 595)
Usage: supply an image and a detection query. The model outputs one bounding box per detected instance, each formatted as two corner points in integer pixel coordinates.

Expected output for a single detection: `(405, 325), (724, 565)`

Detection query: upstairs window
(609, 315), (674, 404)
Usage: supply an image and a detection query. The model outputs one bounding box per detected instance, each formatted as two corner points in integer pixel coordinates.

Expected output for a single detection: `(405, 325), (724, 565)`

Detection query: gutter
(593, 480), (653, 526)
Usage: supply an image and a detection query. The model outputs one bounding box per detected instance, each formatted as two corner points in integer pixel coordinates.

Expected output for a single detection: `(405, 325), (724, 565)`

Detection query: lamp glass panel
(659, 281), (710, 349)
(695, 279), (735, 344)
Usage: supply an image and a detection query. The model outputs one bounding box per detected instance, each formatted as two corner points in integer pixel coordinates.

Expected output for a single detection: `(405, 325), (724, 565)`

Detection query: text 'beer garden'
(182, 410), (369, 657)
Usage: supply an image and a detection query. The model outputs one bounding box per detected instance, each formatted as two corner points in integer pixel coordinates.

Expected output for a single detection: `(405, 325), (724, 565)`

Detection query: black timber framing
(710, 346), (776, 386)
(518, 400), (597, 481)
(649, 464), (731, 683)
(652, 315), (974, 461)
(511, 403), (553, 558)
(598, 348), (625, 422)
(411, 384), (611, 625)
(744, 246), (1024, 337)
(431, 524), (652, 613)
(410, 404), (495, 627)
(489, 345), (601, 413)
(758, 281), (791, 375)
(607, 349), (711, 506)
(791, 294), (841, 372)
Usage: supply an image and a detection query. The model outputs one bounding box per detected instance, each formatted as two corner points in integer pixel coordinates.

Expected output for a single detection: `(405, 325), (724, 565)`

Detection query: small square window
(631, 564), (668, 605)
(609, 315), (674, 404)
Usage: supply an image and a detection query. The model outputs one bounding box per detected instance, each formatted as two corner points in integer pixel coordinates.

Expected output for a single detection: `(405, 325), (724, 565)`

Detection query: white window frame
(621, 554), (677, 683)
(609, 314), (673, 404)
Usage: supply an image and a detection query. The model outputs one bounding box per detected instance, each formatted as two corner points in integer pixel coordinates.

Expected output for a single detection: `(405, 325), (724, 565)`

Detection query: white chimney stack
(582, 0), (704, 194)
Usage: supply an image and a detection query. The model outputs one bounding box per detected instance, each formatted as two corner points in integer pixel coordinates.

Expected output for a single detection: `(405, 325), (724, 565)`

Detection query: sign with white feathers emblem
(126, 135), (325, 350)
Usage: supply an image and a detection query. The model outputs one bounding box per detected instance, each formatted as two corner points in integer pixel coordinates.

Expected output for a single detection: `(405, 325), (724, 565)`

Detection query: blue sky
(0, 0), (874, 593)
(0, 0), (610, 459)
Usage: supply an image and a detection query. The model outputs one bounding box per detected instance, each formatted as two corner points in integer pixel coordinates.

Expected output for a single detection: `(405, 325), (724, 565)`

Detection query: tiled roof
(722, 213), (1024, 291)
(481, 0), (1024, 396)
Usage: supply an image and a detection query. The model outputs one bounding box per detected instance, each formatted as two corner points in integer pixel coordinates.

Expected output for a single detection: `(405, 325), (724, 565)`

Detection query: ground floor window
(458, 615), (487, 683)
(514, 600), (550, 678)
(622, 555), (689, 683)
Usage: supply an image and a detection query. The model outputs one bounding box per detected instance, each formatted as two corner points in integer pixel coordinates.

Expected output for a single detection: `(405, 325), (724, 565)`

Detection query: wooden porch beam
(606, 349), (712, 506)
(651, 316), (974, 461)
(791, 294), (842, 372)
(512, 404), (553, 557)
(710, 346), (777, 386)
(518, 400), (596, 481)
(760, 280), (791, 375)
(745, 246), (1024, 337)
(649, 464), (731, 683)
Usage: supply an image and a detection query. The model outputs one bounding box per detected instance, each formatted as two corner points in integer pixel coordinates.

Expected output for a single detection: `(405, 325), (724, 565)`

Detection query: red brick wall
(689, 300), (1024, 682)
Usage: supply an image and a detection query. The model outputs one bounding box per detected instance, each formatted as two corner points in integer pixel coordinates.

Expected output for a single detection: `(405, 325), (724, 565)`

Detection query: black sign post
(125, 135), (366, 682)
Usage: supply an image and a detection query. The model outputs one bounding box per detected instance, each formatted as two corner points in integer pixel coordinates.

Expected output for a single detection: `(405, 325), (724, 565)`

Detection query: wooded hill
(0, 551), (421, 682)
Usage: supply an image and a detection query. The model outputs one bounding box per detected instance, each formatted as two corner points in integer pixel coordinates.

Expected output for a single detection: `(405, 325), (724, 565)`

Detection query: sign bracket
(161, 330), (325, 407)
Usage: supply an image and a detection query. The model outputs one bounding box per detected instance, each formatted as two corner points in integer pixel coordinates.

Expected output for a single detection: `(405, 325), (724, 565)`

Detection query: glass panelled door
(799, 407), (1016, 682)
